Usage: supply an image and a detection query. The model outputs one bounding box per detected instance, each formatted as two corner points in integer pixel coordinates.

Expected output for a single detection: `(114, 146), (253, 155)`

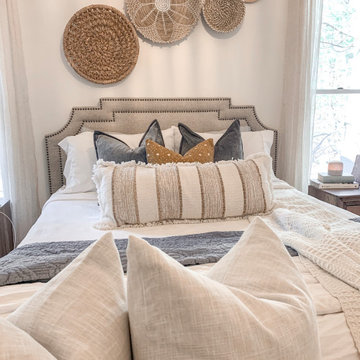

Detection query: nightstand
(308, 185), (360, 216)
(0, 199), (14, 257)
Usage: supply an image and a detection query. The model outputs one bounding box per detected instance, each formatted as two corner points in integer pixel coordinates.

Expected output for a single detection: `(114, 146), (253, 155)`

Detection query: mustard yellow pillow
(146, 138), (214, 164)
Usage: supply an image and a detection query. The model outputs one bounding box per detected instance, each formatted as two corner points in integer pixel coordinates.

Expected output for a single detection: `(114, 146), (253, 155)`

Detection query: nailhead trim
(45, 98), (278, 195)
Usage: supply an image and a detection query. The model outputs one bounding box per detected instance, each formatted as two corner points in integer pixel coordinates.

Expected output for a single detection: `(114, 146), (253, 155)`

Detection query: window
(311, 0), (360, 177)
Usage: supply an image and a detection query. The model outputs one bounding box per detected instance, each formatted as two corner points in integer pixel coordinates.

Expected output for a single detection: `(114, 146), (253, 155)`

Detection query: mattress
(1, 178), (359, 359)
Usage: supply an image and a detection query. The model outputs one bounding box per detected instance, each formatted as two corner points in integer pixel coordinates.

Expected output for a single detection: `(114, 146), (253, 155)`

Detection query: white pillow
(59, 131), (96, 193)
(173, 126), (272, 156)
(127, 218), (320, 360)
(8, 233), (131, 360)
(58, 128), (175, 193)
(241, 130), (274, 158)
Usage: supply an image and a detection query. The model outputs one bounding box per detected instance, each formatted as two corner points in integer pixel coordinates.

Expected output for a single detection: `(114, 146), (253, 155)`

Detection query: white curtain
(278, 0), (323, 192)
(0, 0), (40, 244)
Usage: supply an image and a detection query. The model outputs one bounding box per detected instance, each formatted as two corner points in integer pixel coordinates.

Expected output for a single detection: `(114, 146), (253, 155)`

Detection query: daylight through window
(311, 0), (360, 177)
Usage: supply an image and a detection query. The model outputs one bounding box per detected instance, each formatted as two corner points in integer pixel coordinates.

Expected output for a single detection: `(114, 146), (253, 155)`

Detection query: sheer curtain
(278, 0), (323, 192)
(0, 0), (40, 244)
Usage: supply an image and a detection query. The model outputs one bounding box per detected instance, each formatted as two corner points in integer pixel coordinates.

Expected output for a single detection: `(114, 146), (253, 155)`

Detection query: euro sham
(93, 153), (274, 229)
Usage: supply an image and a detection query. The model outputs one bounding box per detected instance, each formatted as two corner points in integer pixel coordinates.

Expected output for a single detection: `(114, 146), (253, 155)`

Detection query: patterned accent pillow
(179, 120), (244, 162)
(146, 138), (214, 164)
(94, 119), (165, 164)
(93, 153), (274, 228)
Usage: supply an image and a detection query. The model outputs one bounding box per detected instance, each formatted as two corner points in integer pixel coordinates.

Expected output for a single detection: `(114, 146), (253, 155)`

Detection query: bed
(0, 98), (359, 359)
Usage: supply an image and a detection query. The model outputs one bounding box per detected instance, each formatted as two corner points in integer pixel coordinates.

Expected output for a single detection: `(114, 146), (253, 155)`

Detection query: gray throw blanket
(0, 231), (298, 287)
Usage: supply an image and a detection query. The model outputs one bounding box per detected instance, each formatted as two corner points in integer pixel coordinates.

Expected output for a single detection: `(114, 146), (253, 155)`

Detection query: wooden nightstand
(308, 185), (360, 216)
(0, 199), (14, 257)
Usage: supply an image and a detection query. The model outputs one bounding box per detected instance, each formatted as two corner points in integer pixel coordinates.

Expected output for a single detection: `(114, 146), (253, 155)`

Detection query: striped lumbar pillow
(93, 153), (274, 229)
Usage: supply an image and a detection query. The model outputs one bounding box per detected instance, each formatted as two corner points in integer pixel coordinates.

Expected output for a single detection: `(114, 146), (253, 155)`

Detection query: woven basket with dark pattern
(203, 0), (246, 33)
(126, 0), (201, 44)
(63, 5), (139, 84)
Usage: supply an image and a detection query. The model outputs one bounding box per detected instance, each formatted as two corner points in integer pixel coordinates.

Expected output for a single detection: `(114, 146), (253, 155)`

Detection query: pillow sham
(93, 153), (274, 229)
(146, 138), (214, 164)
(179, 120), (244, 162)
(173, 124), (251, 153)
(176, 125), (274, 159)
(8, 233), (131, 360)
(0, 318), (56, 359)
(127, 218), (321, 360)
(241, 129), (274, 158)
(58, 123), (174, 193)
(94, 120), (165, 163)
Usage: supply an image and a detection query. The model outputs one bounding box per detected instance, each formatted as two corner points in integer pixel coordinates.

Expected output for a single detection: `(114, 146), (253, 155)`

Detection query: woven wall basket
(203, 0), (246, 33)
(63, 5), (139, 84)
(126, 0), (202, 44)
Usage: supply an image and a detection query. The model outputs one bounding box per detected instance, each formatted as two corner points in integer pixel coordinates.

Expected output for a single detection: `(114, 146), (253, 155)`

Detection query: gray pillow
(94, 120), (165, 163)
(179, 120), (244, 162)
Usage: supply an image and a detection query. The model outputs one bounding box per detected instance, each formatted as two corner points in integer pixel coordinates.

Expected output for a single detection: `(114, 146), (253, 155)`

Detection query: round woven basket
(203, 0), (246, 33)
(63, 5), (139, 84)
(126, 0), (202, 44)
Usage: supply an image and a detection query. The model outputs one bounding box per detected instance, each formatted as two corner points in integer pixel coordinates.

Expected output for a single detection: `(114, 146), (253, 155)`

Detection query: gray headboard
(45, 97), (278, 195)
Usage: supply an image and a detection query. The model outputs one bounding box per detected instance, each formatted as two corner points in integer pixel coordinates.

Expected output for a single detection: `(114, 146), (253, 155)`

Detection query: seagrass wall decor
(126, 0), (202, 44)
(203, 0), (246, 33)
(63, 5), (139, 84)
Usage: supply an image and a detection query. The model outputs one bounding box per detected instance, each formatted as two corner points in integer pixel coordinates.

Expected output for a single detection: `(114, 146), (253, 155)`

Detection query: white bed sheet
(4, 178), (360, 359)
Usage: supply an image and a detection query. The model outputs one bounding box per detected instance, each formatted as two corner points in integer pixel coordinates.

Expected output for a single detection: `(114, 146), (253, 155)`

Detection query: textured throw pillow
(127, 218), (321, 360)
(146, 138), (214, 164)
(94, 119), (165, 163)
(179, 120), (244, 162)
(58, 126), (174, 193)
(0, 318), (56, 359)
(93, 153), (273, 229)
(8, 233), (131, 360)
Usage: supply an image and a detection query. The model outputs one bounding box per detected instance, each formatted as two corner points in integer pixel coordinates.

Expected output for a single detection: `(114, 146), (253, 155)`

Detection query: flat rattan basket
(63, 5), (139, 84)
(126, 0), (201, 44)
(203, 0), (246, 33)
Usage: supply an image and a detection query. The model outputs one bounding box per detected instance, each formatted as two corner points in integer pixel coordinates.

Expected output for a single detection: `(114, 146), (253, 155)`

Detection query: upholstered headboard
(45, 98), (278, 195)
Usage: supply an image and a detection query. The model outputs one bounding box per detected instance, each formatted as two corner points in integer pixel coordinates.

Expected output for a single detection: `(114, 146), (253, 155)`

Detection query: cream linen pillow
(93, 153), (274, 229)
(0, 318), (56, 359)
(127, 218), (321, 360)
(8, 233), (131, 360)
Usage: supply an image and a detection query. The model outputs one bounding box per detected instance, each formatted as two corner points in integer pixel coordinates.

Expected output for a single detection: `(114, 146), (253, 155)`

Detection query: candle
(328, 161), (343, 176)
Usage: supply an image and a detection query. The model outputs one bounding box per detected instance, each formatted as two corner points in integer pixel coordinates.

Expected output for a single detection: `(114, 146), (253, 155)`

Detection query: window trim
(316, 89), (360, 94)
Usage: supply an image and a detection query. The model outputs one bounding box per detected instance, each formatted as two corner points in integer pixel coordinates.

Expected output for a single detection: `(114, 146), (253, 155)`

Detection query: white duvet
(2, 178), (360, 359)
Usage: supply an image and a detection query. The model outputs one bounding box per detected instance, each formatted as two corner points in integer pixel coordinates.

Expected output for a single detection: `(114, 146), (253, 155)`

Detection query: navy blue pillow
(179, 120), (244, 162)
(94, 120), (165, 163)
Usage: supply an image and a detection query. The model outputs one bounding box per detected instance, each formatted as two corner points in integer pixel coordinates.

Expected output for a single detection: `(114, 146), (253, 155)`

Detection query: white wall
(18, 0), (288, 205)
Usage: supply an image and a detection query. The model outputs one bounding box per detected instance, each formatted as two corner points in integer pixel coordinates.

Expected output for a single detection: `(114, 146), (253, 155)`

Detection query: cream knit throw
(262, 193), (360, 352)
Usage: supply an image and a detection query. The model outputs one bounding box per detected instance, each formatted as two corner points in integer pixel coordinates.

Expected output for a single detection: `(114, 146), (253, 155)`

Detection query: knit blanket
(261, 187), (360, 353)
(0, 231), (247, 287)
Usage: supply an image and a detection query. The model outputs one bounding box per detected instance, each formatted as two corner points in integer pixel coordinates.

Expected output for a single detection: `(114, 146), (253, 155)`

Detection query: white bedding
(3, 178), (360, 359)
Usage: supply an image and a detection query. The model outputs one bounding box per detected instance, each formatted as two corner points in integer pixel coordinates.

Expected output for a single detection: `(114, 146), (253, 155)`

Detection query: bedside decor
(202, 0), (246, 33)
(328, 161), (343, 176)
(63, 5), (139, 84)
(126, 0), (202, 43)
